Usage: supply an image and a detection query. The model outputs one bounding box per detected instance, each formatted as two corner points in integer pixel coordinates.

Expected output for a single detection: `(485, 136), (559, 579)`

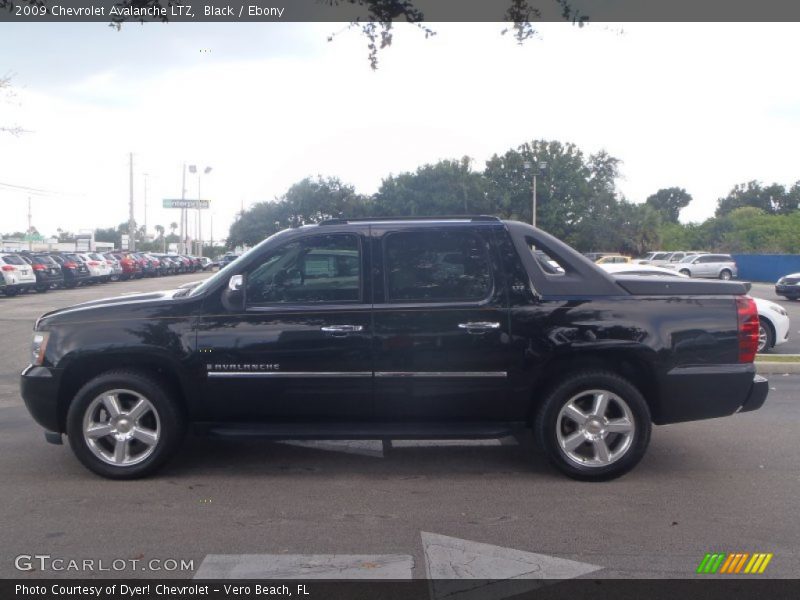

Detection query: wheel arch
(57, 352), (190, 432)
(529, 350), (660, 425)
(758, 315), (776, 350)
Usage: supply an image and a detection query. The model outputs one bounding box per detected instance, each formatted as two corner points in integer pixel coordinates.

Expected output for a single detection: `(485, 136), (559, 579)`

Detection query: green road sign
(163, 199), (210, 209)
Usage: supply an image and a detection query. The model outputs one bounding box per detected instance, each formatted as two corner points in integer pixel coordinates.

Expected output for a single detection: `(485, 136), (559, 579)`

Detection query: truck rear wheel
(534, 371), (651, 481)
(66, 370), (185, 479)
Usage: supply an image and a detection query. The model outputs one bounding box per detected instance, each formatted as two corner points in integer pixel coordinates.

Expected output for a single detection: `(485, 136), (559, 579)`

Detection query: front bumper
(20, 365), (63, 433)
(656, 364), (768, 424)
(775, 284), (800, 297)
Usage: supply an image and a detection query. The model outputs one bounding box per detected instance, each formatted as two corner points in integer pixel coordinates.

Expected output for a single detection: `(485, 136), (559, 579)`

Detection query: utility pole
(143, 173), (149, 238)
(27, 196), (32, 251)
(197, 174), (202, 256)
(128, 153), (136, 251)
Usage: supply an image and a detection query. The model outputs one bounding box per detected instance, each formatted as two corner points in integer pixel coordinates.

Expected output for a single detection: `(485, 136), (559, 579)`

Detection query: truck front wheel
(66, 370), (185, 479)
(534, 371), (651, 481)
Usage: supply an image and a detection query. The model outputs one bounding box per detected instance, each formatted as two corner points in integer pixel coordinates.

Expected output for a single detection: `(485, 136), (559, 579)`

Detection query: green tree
(227, 176), (368, 248)
(483, 140), (622, 249)
(715, 181), (797, 216)
(373, 157), (489, 216)
(94, 227), (120, 246)
(0, 75), (23, 136)
(645, 187), (692, 223)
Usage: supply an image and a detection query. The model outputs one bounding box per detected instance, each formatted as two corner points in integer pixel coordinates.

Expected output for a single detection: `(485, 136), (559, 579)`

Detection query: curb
(755, 362), (800, 375)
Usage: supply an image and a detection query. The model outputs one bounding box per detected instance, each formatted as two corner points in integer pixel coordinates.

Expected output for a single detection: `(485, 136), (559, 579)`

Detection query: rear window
(63, 254), (81, 261)
(30, 255), (57, 265)
(1, 255), (26, 265)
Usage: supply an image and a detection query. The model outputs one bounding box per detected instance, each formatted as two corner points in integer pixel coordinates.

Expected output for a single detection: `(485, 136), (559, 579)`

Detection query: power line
(0, 181), (60, 195)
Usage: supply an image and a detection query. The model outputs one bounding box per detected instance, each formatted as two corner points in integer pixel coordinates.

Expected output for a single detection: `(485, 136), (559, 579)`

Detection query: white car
(77, 253), (112, 283)
(599, 263), (789, 353)
(753, 297), (790, 353)
(0, 253), (37, 296)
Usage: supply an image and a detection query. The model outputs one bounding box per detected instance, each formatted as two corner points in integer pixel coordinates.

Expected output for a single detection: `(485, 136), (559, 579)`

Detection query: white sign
(121, 234), (130, 250)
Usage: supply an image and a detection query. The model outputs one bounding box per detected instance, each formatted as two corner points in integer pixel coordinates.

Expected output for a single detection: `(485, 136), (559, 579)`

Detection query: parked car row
(0, 250), (214, 296)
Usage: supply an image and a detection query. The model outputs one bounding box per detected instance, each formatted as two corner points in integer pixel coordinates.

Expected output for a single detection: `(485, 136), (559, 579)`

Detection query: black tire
(35, 285), (49, 293)
(719, 269), (732, 280)
(66, 370), (185, 480)
(534, 371), (651, 481)
(63, 280), (76, 289)
(757, 318), (775, 354)
(3, 288), (18, 297)
(679, 269), (691, 277)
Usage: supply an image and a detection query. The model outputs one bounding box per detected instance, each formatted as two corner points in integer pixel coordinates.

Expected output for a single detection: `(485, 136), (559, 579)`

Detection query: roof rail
(318, 215), (501, 226)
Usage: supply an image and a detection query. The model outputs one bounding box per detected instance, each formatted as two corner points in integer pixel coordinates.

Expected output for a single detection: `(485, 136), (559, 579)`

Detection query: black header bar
(2, 0), (800, 23)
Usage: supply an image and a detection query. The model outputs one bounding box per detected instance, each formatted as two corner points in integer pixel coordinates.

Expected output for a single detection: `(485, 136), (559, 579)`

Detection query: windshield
(679, 255), (697, 263)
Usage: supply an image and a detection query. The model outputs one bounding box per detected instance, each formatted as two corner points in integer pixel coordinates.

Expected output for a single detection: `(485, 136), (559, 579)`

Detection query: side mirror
(222, 274), (245, 311)
(228, 274), (243, 291)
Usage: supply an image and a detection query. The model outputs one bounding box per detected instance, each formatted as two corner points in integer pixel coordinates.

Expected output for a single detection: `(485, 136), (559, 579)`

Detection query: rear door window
(383, 229), (492, 302)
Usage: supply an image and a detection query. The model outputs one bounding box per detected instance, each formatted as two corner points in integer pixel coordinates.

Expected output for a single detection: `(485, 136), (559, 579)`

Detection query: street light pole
(524, 160), (547, 228)
(180, 163), (187, 254)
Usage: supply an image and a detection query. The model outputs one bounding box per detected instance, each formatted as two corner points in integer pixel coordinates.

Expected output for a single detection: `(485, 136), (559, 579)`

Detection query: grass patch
(756, 354), (800, 363)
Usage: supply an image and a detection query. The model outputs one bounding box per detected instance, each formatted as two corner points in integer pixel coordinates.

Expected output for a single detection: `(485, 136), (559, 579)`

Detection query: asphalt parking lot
(0, 276), (797, 581)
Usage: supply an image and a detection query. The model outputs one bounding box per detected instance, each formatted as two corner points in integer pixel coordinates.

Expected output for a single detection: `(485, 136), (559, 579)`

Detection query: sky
(1, 21), (800, 243)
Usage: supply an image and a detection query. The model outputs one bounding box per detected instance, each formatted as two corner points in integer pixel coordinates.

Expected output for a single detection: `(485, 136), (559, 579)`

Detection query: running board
(198, 422), (524, 441)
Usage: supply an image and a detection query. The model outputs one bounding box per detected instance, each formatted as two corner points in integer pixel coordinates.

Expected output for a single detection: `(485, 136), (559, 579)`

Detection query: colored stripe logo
(696, 552), (773, 574)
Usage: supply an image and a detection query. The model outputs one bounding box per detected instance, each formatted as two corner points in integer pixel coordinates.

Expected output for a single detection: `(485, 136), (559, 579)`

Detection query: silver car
(669, 253), (738, 280)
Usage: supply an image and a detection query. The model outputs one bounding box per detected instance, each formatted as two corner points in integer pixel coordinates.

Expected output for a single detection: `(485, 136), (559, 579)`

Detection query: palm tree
(155, 224), (165, 239)
(169, 222), (178, 235)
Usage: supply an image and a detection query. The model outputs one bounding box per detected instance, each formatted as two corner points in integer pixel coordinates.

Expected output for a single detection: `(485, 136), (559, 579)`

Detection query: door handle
(458, 322), (501, 334)
(321, 324), (364, 336)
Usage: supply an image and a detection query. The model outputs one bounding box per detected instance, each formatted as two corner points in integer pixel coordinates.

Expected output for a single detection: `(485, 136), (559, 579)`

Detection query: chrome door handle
(321, 324), (364, 336)
(458, 322), (501, 333)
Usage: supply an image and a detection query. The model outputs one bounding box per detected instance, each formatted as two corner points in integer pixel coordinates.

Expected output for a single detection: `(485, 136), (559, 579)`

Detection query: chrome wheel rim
(556, 389), (635, 468)
(82, 389), (160, 467)
(757, 325), (768, 353)
(720, 271), (731, 280)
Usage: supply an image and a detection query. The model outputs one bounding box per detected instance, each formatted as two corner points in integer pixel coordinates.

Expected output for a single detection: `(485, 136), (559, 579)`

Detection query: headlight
(767, 303), (788, 317)
(31, 332), (49, 366)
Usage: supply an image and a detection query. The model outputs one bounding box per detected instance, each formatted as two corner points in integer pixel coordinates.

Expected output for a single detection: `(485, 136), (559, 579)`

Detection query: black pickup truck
(21, 217), (767, 480)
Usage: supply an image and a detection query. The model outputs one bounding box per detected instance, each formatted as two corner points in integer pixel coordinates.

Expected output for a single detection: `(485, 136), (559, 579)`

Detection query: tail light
(88, 261), (99, 266)
(1, 265), (14, 271)
(33, 264), (45, 271)
(736, 295), (759, 363)
(64, 262), (77, 269)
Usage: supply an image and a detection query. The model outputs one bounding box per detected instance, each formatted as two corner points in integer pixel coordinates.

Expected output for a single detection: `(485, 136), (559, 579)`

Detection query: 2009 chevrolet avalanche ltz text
(20, 217), (768, 480)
